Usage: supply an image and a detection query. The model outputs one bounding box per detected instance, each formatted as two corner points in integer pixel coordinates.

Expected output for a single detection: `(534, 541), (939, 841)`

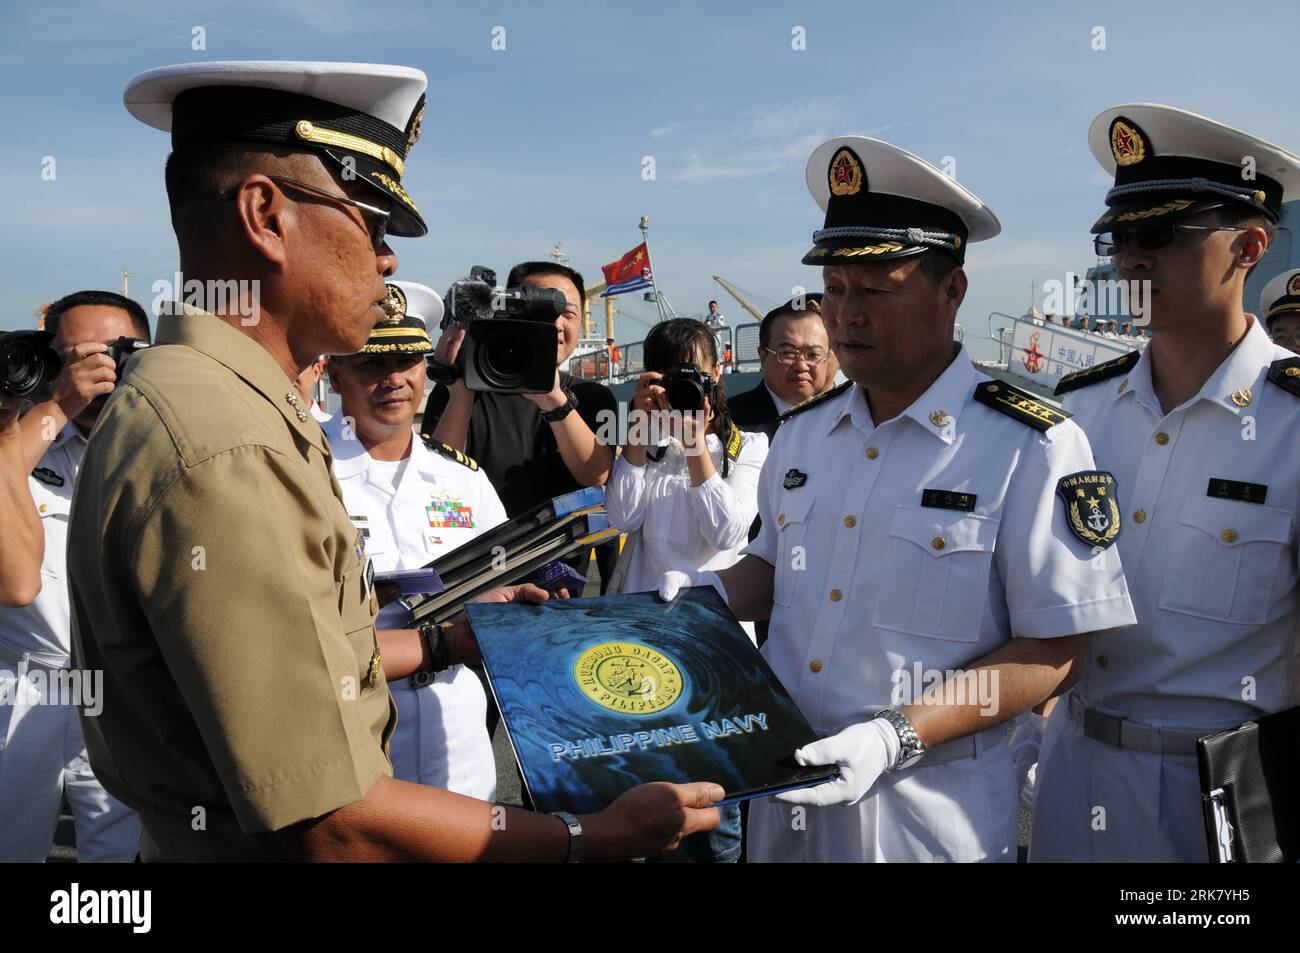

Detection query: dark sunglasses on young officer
(1094, 223), (1246, 257)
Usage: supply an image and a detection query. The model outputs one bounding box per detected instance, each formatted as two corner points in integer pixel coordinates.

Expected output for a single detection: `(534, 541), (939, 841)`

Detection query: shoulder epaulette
(420, 435), (479, 471)
(778, 381), (852, 424)
(1054, 350), (1140, 396)
(1267, 356), (1300, 398)
(973, 380), (1071, 433)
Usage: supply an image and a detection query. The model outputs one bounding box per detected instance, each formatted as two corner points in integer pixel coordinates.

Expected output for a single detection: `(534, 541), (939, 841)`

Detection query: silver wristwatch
(873, 707), (926, 771)
(552, 810), (583, 863)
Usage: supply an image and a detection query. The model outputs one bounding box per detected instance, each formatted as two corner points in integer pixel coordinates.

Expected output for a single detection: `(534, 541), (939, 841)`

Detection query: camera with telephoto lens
(661, 363), (716, 412)
(0, 330), (61, 402)
(427, 268), (568, 395)
(105, 336), (150, 378)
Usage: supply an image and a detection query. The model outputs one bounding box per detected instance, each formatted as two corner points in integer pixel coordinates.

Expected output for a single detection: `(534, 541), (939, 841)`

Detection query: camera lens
(0, 330), (60, 401)
(665, 378), (705, 412)
(478, 325), (535, 388)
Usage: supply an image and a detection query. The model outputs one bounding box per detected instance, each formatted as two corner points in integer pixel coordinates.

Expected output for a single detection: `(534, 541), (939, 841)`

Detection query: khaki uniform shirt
(68, 306), (396, 861)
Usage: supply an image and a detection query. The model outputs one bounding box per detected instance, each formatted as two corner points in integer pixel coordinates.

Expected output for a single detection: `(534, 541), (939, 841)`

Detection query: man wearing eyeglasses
(729, 294), (839, 440)
(64, 61), (722, 863)
(1032, 105), (1300, 863)
(1261, 268), (1300, 356)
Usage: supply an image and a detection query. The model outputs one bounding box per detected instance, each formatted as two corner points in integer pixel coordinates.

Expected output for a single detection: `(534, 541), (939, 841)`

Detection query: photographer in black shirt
(421, 262), (616, 518)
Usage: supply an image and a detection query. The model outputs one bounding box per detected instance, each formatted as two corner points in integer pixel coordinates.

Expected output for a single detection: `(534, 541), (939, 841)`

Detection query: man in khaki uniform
(67, 61), (721, 862)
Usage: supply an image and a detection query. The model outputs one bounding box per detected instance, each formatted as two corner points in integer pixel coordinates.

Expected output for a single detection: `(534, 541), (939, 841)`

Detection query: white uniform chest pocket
(772, 491), (814, 607)
(1159, 496), (1294, 625)
(873, 506), (999, 642)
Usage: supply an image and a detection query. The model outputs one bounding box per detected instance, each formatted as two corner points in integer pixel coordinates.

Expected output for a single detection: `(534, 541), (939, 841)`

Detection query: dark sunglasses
(1094, 224), (1245, 257)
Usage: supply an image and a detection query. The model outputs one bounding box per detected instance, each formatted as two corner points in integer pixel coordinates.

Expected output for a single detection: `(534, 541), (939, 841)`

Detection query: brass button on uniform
(1096, 655), (1109, 668)
(777, 514), (785, 525)
(931, 536), (946, 550)
(1154, 432), (1169, 446)
(1133, 510), (1146, 524)
(843, 515), (857, 528)
(829, 589), (843, 602)
(1221, 528), (1238, 544)
(38, 503), (48, 513)
(865, 447), (879, 459)
(809, 659), (823, 673)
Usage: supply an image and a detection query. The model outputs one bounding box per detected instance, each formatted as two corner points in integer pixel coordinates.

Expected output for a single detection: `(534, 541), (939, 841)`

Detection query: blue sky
(2, 0), (1297, 361)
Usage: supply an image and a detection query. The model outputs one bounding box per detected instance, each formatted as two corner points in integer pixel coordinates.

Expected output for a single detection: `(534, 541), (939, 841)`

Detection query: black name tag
(31, 466), (64, 487)
(1207, 478), (1267, 504)
(921, 489), (976, 512)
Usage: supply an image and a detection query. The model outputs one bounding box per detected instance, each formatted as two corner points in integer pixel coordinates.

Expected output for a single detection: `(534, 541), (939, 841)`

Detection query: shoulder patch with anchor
(1056, 470), (1121, 549)
(778, 381), (853, 424)
(973, 381), (1071, 432)
(1267, 356), (1300, 398)
(31, 466), (65, 487)
(420, 435), (479, 471)
(1054, 350), (1140, 397)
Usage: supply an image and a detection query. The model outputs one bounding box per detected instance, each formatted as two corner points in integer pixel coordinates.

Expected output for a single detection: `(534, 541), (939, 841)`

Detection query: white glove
(774, 718), (901, 807)
(656, 569), (728, 605)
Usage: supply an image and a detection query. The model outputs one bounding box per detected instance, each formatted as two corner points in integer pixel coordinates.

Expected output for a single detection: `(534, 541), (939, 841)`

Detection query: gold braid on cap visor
(294, 120), (405, 176)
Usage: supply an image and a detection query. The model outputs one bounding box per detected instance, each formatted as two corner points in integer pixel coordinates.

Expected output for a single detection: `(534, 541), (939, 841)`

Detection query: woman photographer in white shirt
(607, 318), (768, 617)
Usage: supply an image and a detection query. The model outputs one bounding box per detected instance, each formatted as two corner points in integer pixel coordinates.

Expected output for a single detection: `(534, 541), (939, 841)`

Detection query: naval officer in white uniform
(1031, 105), (1300, 863)
(324, 281), (507, 799)
(662, 136), (1138, 862)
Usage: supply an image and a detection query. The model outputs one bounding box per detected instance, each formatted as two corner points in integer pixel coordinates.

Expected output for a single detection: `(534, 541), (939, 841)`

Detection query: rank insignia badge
(1056, 471), (1121, 549)
(783, 468), (808, 489)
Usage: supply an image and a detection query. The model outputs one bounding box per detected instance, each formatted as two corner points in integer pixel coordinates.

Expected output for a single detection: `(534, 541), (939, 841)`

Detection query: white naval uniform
(1032, 317), (1300, 862)
(0, 424), (140, 862)
(743, 348), (1136, 862)
(322, 416), (507, 800)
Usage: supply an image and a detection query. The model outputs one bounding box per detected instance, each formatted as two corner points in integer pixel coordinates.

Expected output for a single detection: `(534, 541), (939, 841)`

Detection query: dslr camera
(660, 363), (716, 412)
(428, 266), (567, 395)
(106, 336), (150, 378)
(0, 331), (150, 404)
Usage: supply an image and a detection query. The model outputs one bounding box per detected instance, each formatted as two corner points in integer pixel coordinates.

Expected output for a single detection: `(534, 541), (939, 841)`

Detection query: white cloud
(649, 123), (681, 140)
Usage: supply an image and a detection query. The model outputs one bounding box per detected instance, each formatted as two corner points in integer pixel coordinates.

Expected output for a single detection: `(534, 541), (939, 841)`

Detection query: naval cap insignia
(1110, 118), (1146, 167)
(381, 283), (407, 321)
(405, 97), (426, 154)
(1288, 273), (1300, 297)
(829, 147), (864, 197)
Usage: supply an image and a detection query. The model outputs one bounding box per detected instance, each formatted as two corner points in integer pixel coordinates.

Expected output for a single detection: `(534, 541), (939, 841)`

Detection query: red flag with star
(600, 243), (654, 297)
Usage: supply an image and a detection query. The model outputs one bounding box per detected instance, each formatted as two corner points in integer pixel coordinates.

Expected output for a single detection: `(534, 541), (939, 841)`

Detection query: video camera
(428, 266), (567, 395)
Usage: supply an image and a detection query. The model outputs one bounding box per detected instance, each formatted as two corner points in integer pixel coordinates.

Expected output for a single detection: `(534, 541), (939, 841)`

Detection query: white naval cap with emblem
(357, 281), (442, 355)
(390, 281), (444, 328)
(1088, 103), (1300, 234)
(802, 135), (1000, 266)
(124, 60), (429, 237)
(1260, 268), (1300, 331)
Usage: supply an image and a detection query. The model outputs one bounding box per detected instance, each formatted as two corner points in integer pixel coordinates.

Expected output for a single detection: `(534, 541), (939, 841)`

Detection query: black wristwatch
(410, 621), (453, 688)
(539, 387), (578, 423)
